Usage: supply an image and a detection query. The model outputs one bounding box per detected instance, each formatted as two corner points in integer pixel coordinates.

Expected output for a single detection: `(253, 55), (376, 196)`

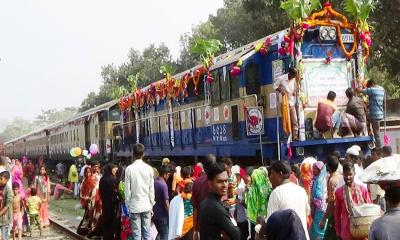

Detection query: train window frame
(220, 69), (230, 102)
(211, 70), (221, 105)
(187, 74), (205, 102)
(244, 60), (261, 95)
(230, 70), (240, 99)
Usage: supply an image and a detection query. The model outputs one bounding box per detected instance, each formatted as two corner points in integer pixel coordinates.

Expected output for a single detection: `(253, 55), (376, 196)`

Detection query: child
(0, 171), (14, 240)
(34, 165), (50, 226)
(12, 182), (24, 240)
(26, 188), (43, 237)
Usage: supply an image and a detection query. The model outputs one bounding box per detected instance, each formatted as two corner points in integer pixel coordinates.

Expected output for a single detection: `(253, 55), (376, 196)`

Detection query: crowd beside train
(0, 142), (399, 240)
(45, 142), (395, 240)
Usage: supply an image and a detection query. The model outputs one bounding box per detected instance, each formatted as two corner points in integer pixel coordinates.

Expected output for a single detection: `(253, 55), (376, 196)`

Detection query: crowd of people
(54, 142), (395, 240)
(0, 156), (53, 240)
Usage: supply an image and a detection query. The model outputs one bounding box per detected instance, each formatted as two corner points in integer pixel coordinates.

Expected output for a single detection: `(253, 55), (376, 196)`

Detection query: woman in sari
(300, 157), (316, 230)
(310, 162), (328, 240)
(11, 160), (25, 199)
(34, 165), (51, 226)
(245, 168), (273, 239)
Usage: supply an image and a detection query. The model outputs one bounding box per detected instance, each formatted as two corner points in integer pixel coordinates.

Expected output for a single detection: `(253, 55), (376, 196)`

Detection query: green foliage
(79, 0), (400, 106)
(159, 64), (176, 77)
(342, 0), (376, 21)
(0, 118), (34, 142)
(127, 73), (139, 92)
(0, 107), (78, 142)
(190, 38), (222, 68)
(80, 43), (175, 110)
(280, 0), (321, 22)
(367, 66), (400, 99)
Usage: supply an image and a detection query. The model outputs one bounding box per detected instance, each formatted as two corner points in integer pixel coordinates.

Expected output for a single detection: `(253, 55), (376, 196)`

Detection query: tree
(0, 118), (35, 142)
(33, 107), (78, 128)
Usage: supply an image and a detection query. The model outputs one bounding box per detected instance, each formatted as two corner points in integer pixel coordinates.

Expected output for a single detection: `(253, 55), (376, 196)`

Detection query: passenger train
(4, 100), (120, 165)
(7, 3), (399, 165)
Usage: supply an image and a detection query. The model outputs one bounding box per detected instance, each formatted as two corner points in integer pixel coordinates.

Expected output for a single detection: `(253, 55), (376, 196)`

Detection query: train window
(211, 70), (220, 105)
(245, 61), (261, 95)
(187, 74), (205, 102)
(220, 69), (230, 102)
(230, 73), (240, 99)
(109, 108), (120, 121)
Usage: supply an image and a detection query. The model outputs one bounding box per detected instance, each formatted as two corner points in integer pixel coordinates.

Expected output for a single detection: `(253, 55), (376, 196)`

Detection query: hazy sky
(0, 0), (224, 121)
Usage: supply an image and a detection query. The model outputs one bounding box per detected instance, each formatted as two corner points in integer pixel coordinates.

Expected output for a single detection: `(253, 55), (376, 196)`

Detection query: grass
(49, 197), (85, 226)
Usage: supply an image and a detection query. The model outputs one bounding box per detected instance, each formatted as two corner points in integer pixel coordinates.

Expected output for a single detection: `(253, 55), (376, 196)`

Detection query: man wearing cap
(337, 146), (367, 189)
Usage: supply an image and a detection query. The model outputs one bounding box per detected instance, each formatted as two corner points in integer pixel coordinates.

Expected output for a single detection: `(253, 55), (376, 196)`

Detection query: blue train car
(114, 4), (373, 164)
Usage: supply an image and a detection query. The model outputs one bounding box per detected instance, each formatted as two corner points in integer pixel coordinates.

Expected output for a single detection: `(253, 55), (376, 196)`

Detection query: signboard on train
(303, 59), (352, 108)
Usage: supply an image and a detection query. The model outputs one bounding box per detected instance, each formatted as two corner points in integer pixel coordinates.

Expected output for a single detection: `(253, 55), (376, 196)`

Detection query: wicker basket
(350, 215), (380, 238)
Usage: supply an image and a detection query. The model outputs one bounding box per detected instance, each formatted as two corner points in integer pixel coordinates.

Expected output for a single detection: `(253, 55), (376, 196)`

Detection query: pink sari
(35, 175), (50, 226)
(12, 165), (26, 199)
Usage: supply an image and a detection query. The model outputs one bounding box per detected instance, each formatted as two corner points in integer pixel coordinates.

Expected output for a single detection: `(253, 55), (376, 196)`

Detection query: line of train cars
(6, 4), (399, 166)
(4, 100), (121, 166)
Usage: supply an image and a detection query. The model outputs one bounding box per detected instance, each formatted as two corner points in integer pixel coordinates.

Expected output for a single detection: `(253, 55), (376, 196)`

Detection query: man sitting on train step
(340, 88), (368, 137)
(315, 91), (341, 138)
(274, 67), (299, 141)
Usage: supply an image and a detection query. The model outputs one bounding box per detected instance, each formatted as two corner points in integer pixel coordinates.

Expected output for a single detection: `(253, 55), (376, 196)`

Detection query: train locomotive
(113, 3), (374, 164)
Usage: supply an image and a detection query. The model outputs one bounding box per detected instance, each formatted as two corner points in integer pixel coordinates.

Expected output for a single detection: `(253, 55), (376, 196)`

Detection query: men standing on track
(125, 143), (155, 240)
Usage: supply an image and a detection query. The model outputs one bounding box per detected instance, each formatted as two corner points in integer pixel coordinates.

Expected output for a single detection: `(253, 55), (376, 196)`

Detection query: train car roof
(66, 99), (119, 123)
(4, 100), (119, 145)
(140, 29), (288, 92)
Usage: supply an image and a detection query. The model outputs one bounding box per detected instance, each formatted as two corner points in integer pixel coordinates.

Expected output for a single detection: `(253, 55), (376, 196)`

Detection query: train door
(85, 120), (91, 150)
(167, 99), (175, 149)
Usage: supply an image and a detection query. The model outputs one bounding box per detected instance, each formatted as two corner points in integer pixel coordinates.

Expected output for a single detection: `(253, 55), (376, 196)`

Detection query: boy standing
(0, 171), (14, 240)
(26, 188), (42, 237)
(12, 182), (24, 240)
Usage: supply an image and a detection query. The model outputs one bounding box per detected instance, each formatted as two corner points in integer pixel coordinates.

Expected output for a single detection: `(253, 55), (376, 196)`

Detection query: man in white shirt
(125, 143), (155, 240)
(274, 67), (299, 140)
(265, 161), (310, 240)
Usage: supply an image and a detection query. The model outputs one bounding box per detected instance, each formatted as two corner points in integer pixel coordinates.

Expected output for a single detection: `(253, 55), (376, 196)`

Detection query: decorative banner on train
(246, 107), (264, 136)
(303, 59), (351, 108)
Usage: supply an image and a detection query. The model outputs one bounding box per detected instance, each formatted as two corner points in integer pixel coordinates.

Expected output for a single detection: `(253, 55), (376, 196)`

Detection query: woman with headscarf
(99, 163), (119, 240)
(300, 158), (316, 230)
(11, 160), (25, 199)
(245, 168), (273, 239)
(172, 166), (182, 194)
(264, 209), (307, 240)
(310, 162), (328, 240)
(34, 165), (51, 226)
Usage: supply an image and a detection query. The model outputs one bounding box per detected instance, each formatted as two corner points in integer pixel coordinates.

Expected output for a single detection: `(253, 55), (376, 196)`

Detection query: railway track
(18, 217), (88, 240)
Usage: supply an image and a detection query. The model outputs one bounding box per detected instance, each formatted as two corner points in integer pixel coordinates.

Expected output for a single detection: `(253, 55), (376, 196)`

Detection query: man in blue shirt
(153, 165), (171, 240)
(357, 79), (385, 148)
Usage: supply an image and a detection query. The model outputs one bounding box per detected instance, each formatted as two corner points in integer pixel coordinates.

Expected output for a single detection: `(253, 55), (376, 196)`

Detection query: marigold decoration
(301, 2), (357, 60)
(255, 37), (271, 56)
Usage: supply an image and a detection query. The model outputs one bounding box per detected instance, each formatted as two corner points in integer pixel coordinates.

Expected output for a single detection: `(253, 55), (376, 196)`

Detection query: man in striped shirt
(357, 79), (385, 148)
